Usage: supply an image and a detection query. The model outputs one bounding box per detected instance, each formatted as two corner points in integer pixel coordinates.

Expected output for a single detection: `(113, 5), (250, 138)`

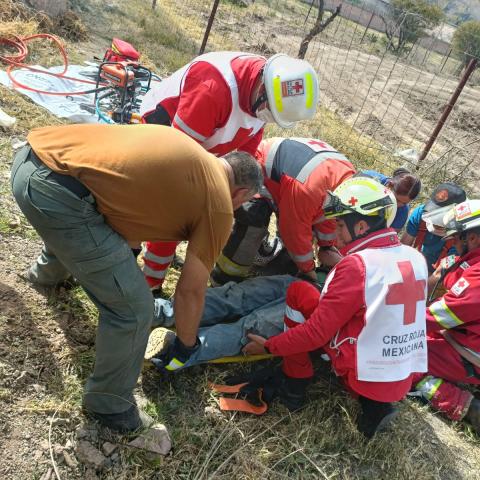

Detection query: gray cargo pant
(11, 146), (153, 414)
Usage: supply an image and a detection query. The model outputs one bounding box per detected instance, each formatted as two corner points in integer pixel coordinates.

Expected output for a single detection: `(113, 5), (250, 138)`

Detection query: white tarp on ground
(0, 64), (100, 123)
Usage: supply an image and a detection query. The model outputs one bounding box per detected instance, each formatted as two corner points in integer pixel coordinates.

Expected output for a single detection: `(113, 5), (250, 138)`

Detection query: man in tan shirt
(11, 124), (262, 433)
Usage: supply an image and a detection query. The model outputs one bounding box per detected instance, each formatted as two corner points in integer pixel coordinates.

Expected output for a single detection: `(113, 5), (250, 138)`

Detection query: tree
(379, 0), (444, 54)
(452, 20), (480, 69)
(298, 0), (342, 60)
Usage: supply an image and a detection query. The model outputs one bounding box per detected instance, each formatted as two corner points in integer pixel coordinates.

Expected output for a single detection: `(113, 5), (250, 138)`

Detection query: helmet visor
(441, 207), (460, 239)
(421, 205), (454, 237)
(324, 191), (356, 218)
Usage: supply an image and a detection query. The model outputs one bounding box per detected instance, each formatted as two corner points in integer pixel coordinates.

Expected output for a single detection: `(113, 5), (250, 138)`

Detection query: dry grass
(0, 0), (87, 41)
(0, 0), (479, 479)
(0, 20), (38, 38)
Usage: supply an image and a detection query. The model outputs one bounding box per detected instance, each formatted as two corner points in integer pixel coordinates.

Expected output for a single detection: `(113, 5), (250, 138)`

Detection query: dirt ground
(312, 42), (480, 189)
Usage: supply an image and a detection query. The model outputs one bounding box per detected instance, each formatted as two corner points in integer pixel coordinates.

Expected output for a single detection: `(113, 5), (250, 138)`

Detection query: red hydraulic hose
(0, 33), (104, 96)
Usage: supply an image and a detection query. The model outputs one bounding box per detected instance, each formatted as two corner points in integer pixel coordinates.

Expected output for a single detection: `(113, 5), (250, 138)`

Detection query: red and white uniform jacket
(140, 51), (266, 156)
(256, 137), (355, 273)
(265, 230), (429, 402)
(427, 247), (480, 353)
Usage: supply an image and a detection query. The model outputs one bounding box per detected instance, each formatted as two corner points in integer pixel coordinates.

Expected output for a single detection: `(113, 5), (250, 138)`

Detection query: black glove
(226, 364), (310, 411)
(238, 365), (282, 406)
(151, 336), (200, 372)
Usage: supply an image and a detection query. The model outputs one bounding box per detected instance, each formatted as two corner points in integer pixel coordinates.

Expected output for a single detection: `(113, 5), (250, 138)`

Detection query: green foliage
(383, 0), (445, 54)
(452, 20), (480, 68)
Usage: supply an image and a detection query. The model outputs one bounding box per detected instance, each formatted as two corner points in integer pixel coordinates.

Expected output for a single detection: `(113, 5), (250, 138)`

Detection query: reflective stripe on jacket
(426, 247), (480, 353)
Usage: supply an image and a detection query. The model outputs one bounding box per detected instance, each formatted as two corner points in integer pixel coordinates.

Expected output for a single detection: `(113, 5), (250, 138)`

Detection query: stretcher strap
(209, 382), (248, 394)
(209, 382), (268, 415)
(219, 397), (267, 415)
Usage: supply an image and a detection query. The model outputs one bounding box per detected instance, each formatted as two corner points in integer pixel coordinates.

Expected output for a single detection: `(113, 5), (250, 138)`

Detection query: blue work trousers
(154, 275), (295, 366)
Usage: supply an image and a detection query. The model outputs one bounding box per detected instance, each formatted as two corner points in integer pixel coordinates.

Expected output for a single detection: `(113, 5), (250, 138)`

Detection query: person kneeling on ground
(410, 200), (480, 433)
(400, 182), (466, 274)
(152, 177), (430, 437)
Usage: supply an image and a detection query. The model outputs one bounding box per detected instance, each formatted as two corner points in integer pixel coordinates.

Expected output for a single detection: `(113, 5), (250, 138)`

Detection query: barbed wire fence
(154, 0), (480, 195)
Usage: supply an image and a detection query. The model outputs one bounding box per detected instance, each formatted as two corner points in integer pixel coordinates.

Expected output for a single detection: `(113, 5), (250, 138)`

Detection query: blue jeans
(154, 275), (296, 367)
(11, 147), (153, 414)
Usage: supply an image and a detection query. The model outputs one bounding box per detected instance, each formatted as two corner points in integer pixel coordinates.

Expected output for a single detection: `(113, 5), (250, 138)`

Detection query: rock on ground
(127, 424), (172, 456)
(75, 441), (108, 471)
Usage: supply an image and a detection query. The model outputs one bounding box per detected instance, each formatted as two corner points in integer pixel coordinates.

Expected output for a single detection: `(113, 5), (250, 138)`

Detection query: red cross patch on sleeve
(281, 79), (304, 97)
(451, 277), (469, 297)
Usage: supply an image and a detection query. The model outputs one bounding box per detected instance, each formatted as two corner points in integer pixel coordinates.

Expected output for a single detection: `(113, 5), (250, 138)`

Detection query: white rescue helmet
(324, 176), (398, 227)
(442, 200), (480, 239)
(421, 205), (454, 237)
(263, 54), (319, 128)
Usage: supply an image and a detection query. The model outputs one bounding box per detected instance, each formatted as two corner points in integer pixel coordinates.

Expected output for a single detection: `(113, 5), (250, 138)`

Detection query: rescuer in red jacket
(400, 182), (466, 273)
(210, 137), (355, 286)
(139, 52), (320, 291)
(410, 199), (480, 433)
(244, 176), (429, 437)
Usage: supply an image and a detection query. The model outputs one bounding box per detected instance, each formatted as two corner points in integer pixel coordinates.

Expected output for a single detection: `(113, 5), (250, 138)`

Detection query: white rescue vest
(139, 52), (265, 152)
(323, 235), (428, 382)
(354, 243), (428, 382)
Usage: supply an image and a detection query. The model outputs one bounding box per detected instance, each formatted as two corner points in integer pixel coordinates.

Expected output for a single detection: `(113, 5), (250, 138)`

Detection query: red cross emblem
(292, 81), (303, 93)
(456, 203), (471, 220)
(451, 277), (469, 296)
(308, 139), (329, 149)
(282, 79), (304, 97)
(386, 261), (426, 325)
(348, 196), (358, 206)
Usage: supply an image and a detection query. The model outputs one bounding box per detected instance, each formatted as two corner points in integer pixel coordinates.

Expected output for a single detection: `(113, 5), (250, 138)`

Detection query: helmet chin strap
(252, 92), (268, 114)
(343, 213), (386, 242)
(343, 214), (364, 241)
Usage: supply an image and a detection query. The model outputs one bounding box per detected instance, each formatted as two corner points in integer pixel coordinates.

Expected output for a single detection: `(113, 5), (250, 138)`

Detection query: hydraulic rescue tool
(93, 38), (153, 124)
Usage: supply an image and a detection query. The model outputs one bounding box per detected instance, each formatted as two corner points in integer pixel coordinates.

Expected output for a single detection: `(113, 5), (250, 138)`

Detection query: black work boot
(19, 268), (78, 292)
(357, 396), (398, 439)
(209, 265), (244, 287)
(253, 236), (283, 267)
(278, 375), (311, 412)
(465, 398), (480, 434)
(84, 404), (154, 434)
(252, 247), (297, 277)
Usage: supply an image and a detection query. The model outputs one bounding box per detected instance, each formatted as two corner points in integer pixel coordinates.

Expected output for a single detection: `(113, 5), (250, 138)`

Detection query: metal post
(360, 11), (375, 44)
(416, 58), (478, 169)
(439, 48), (452, 74)
(199, 0), (220, 55)
(304, 0), (316, 26)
